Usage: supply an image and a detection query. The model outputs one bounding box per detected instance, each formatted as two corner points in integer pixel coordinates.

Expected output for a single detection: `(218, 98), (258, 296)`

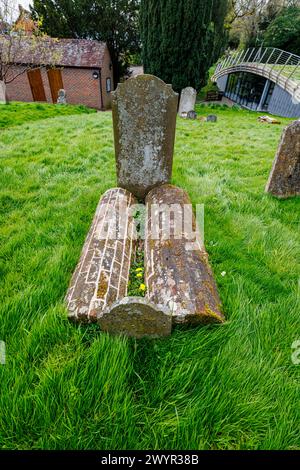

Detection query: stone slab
(145, 184), (224, 325)
(66, 188), (137, 322)
(98, 296), (172, 338)
(178, 87), (197, 115)
(265, 119), (300, 198)
(112, 74), (178, 200)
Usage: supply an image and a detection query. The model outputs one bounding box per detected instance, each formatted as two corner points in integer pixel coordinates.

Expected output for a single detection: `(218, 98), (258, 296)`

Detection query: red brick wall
(6, 66), (33, 102)
(6, 45), (114, 110)
(60, 67), (102, 109)
(101, 46), (114, 109)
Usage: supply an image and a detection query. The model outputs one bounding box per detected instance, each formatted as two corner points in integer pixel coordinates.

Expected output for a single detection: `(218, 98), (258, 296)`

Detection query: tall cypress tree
(140, 0), (228, 91)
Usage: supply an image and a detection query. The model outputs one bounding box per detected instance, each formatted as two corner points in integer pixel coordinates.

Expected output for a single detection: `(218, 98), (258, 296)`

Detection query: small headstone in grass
(112, 74), (178, 200)
(265, 119), (300, 198)
(57, 89), (67, 104)
(206, 114), (217, 122)
(0, 80), (7, 104)
(178, 87), (197, 116)
(187, 110), (197, 120)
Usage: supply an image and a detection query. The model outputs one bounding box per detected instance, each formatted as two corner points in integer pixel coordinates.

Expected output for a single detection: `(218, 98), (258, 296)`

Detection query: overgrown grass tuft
(0, 103), (299, 450)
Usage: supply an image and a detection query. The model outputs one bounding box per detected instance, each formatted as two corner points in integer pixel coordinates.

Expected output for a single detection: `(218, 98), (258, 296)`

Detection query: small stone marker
(98, 297), (172, 338)
(112, 74), (178, 200)
(206, 115), (217, 122)
(0, 80), (7, 104)
(57, 89), (67, 104)
(265, 120), (300, 198)
(66, 188), (137, 322)
(145, 184), (224, 325)
(187, 110), (197, 120)
(178, 87), (197, 116)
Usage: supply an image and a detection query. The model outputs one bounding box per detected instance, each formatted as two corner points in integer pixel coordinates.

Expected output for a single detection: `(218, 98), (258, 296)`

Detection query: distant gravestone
(178, 87), (197, 116)
(0, 81), (7, 104)
(112, 74), (178, 200)
(206, 114), (217, 122)
(187, 110), (197, 120)
(265, 120), (300, 198)
(57, 89), (67, 104)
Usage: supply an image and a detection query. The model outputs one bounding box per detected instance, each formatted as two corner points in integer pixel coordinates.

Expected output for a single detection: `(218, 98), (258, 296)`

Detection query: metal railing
(213, 47), (300, 102)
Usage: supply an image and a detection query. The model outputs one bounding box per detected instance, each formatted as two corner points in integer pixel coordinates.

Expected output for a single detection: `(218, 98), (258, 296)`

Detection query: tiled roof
(7, 37), (107, 68)
(48, 38), (107, 68)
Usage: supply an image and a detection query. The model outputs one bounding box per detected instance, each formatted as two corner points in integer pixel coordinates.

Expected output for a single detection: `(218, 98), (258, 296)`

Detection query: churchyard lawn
(0, 102), (299, 450)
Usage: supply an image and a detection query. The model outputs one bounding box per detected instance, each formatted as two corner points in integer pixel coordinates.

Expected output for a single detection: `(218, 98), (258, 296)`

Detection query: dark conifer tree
(140, 0), (228, 91)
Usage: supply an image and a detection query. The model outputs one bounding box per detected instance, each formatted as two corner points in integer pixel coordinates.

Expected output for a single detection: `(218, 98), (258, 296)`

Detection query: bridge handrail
(213, 47), (300, 99)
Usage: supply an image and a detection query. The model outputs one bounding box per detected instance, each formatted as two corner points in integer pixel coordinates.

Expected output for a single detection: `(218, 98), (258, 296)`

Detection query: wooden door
(27, 69), (46, 102)
(47, 69), (64, 103)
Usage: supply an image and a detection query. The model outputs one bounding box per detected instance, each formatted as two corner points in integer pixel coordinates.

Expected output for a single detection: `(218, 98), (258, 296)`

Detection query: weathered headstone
(112, 74), (178, 200)
(265, 120), (300, 198)
(145, 184), (224, 325)
(206, 114), (217, 122)
(66, 73), (224, 337)
(187, 110), (197, 120)
(57, 89), (67, 104)
(66, 188), (137, 322)
(0, 81), (7, 104)
(178, 87), (197, 116)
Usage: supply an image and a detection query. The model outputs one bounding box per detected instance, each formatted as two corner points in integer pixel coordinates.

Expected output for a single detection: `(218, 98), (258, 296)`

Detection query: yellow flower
(136, 273), (143, 278)
(135, 268), (143, 272)
(139, 284), (146, 291)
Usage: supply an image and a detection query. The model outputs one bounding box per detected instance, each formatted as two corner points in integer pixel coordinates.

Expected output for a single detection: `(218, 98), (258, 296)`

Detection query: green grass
(0, 101), (96, 129)
(0, 103), (300, 450)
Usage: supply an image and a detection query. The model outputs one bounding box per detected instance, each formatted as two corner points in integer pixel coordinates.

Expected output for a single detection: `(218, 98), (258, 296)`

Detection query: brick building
(6, 38), (114, 110)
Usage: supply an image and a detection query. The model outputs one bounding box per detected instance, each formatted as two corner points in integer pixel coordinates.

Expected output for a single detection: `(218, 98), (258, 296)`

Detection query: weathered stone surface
(112, 74), (178, 200)
(98, 296), (172, 338)
(0, 80), (7, 104)
(265, 120), (300, 198)
(206, 115), (217, 122)
(187, 110), (197, 120)
(57, 89), (67, 104)
(145, 184), (224, 325)
(178, 87), (197, 116)
(66, 188), (137, 322)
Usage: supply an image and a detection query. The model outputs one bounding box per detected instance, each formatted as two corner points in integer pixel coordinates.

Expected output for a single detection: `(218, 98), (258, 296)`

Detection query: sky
(18, 0), (32, 9)
(5, 0), (32, 20)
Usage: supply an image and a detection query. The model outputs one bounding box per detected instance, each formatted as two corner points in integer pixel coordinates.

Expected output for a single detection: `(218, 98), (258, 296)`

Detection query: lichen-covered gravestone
(112, 75), (178, 200)
(145, 184), (224, 324)
(66, 188), (137, 322)
(265, 120), (300, 198)
(178, 87), (197, 116)
(66, 73), (224, 337)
